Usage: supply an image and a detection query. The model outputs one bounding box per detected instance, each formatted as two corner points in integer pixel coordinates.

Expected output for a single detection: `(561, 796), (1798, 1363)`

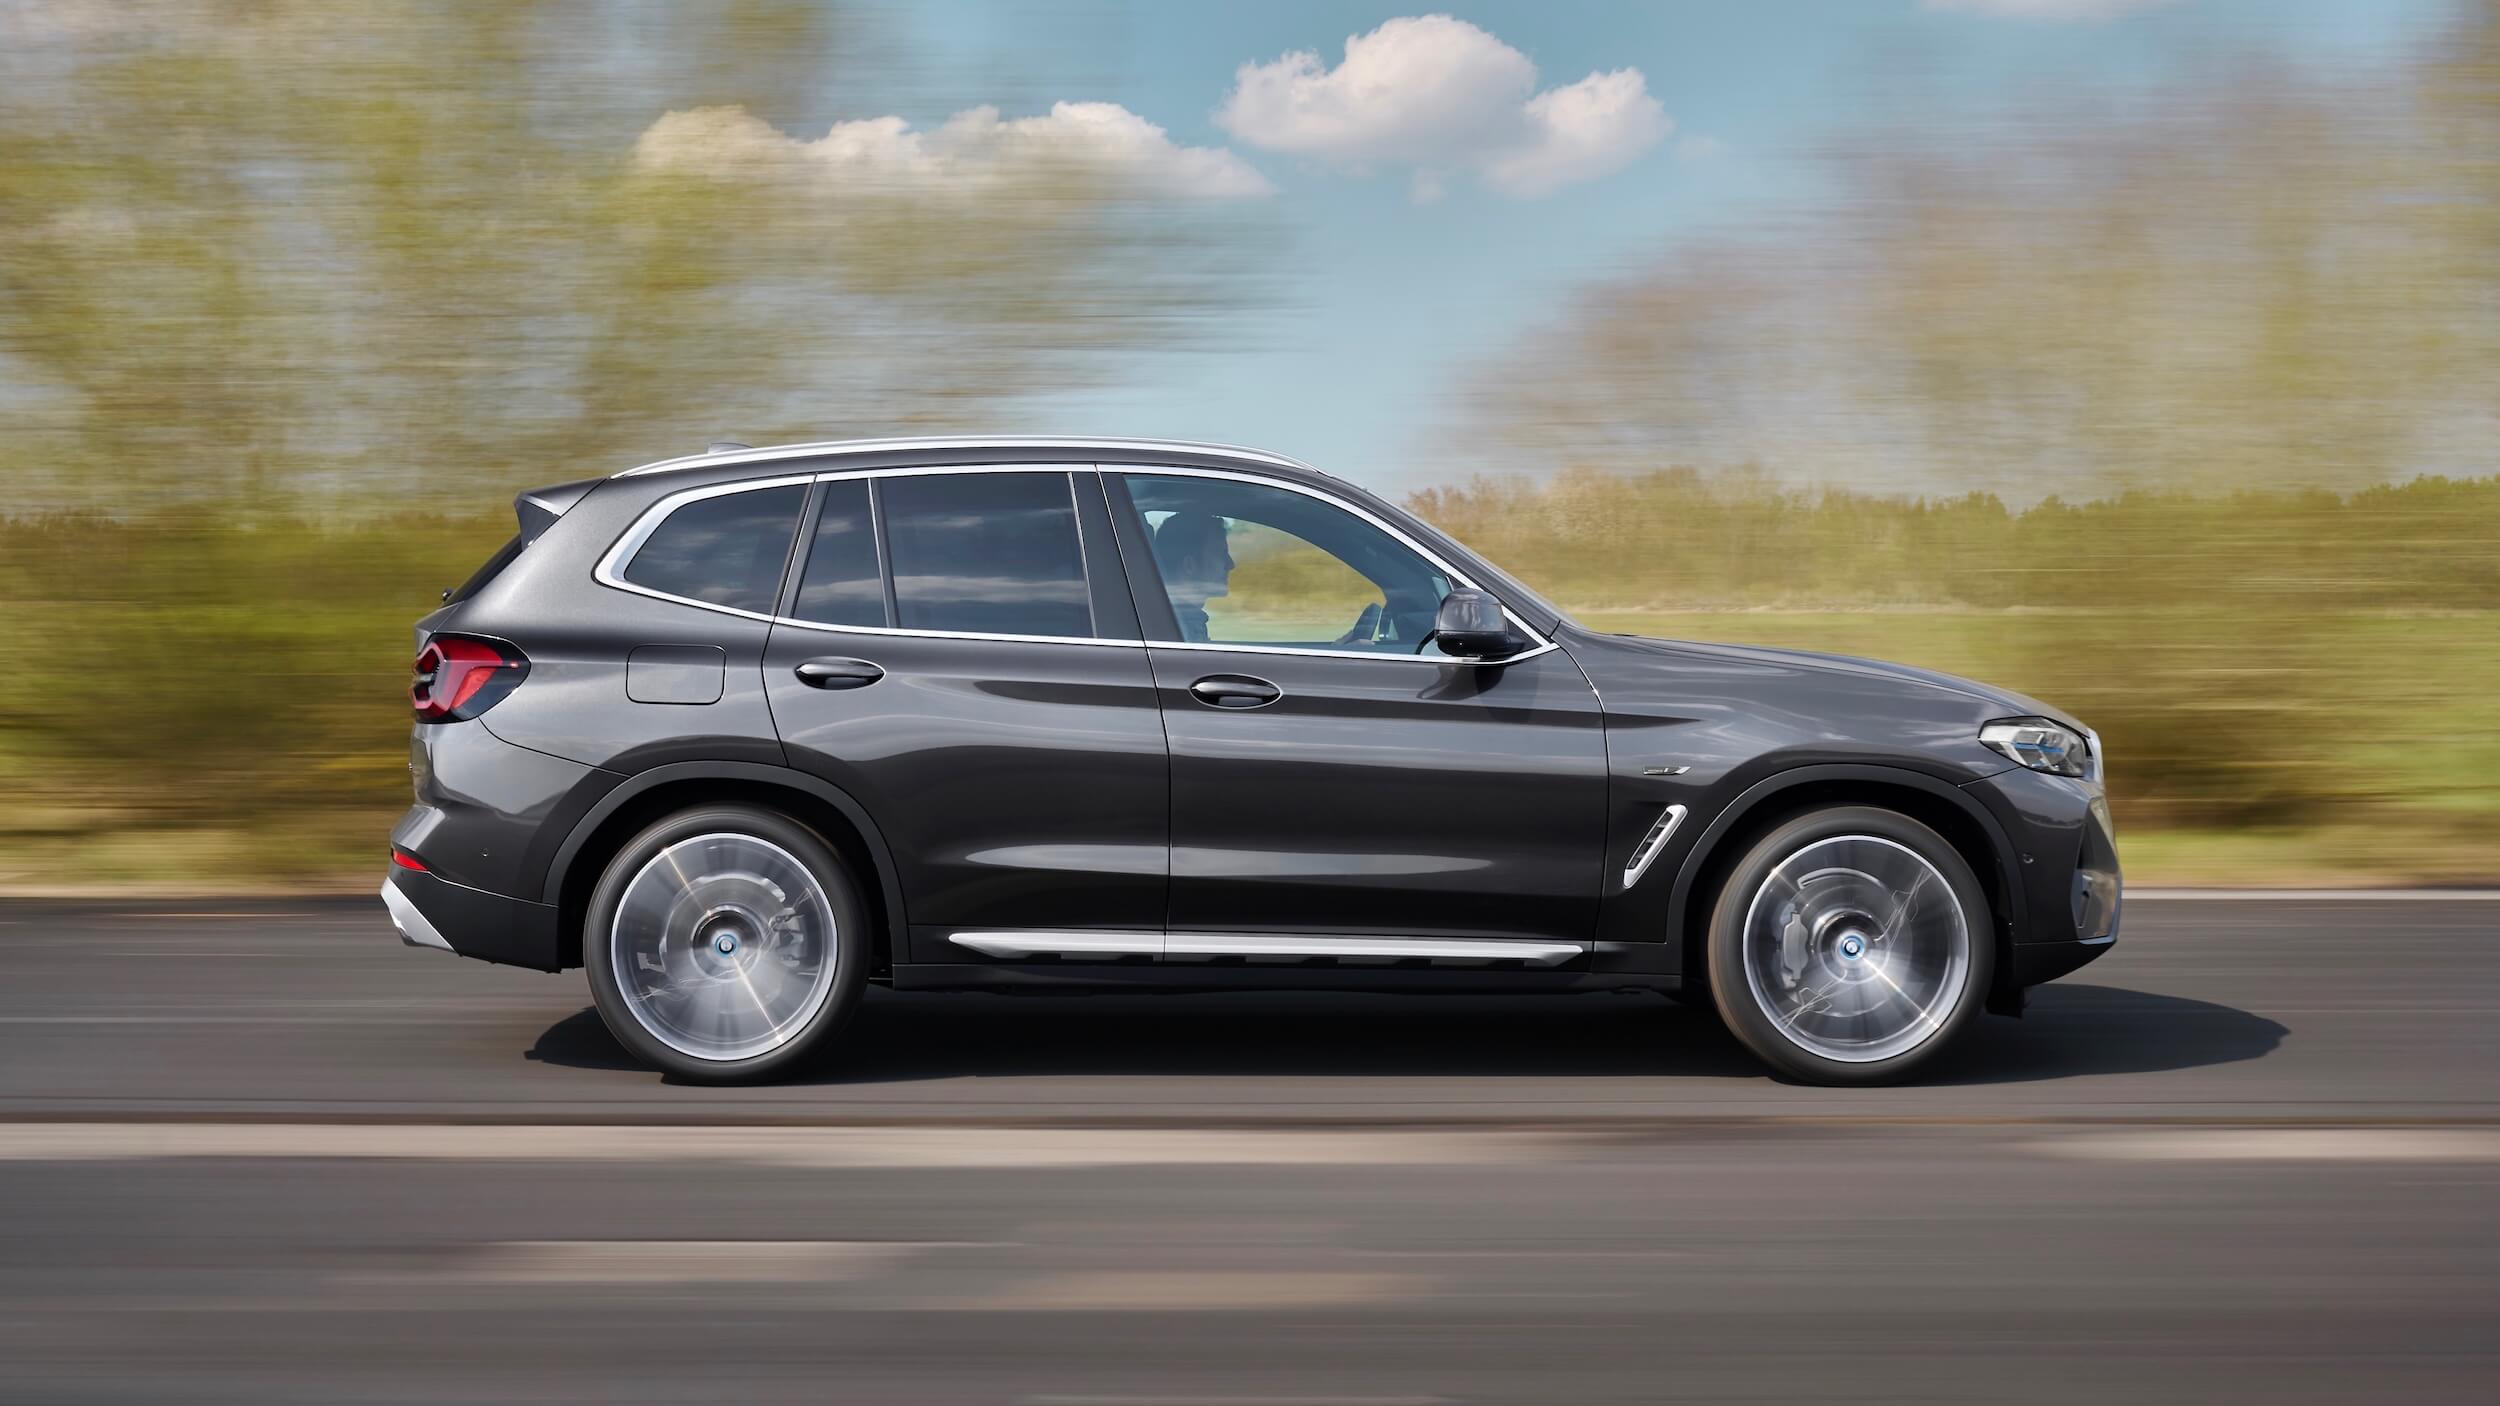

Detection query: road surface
(0, 895), (2493, 1402)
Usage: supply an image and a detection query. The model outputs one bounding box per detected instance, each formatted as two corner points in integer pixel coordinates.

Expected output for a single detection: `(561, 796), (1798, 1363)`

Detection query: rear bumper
(381, 866), (562, 971)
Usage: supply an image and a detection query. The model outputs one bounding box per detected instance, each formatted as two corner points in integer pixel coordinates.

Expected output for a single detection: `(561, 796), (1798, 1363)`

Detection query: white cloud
(1216, 15), (1669, 199)
(1922, 0), (2179, 18)
(634, 101), (1273, 201)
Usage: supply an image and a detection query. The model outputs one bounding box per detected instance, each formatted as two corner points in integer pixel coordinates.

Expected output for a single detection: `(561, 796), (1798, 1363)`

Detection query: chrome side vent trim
(1622, 804), (1689, 889)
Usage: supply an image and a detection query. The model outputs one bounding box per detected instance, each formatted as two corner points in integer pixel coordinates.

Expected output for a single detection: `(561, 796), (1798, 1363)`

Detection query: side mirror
(1432, 587), (1518, 659)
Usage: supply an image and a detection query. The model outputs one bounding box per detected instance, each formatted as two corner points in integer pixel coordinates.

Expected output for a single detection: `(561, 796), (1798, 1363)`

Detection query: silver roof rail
(613, 435), (1320, 480)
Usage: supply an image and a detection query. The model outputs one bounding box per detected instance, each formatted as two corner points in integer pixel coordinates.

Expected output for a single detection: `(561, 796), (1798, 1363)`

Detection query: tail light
(411, 635), (529, 722)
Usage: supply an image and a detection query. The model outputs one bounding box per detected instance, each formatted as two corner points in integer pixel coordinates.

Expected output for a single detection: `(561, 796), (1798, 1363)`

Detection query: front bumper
(381, 865), (562, 971)
(1961, 765), (2122, 989)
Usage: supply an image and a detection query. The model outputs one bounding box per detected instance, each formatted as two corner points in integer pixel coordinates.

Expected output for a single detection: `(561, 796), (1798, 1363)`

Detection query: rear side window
(880, 472), (1092, 638)
(790, 478), (886, 627)
(619, 484), (805, 615)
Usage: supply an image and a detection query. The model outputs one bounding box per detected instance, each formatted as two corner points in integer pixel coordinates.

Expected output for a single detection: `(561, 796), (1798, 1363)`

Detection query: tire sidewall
(1707, 805), (1996, 1086)
(584, 804), (869, 1083)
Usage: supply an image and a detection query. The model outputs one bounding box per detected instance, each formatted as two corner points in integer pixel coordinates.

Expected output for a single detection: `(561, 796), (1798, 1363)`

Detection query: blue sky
(856, 0), (2451, 493)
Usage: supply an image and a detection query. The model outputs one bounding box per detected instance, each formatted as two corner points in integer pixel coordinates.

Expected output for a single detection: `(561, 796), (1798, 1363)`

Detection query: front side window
(618, 483), (805, 615)
(880, 471), (1093, 639)
(1119, 473), (1456, 655)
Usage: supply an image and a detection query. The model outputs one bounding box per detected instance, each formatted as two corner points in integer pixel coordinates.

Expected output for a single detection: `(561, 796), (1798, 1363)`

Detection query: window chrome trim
(593, 460), (1557, 666)
(1110, 463), (1555, 665)
(614, 435), (1318, 479)
(593, 472), (818, 623)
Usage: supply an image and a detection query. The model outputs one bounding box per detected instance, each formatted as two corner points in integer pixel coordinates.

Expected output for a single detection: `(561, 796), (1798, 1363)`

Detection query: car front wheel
(1706, 806), (1994, 1085)
(584, 805), (868, 1082)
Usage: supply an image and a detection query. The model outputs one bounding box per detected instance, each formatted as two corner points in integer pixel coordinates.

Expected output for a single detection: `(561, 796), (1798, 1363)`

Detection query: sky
(675, 1), (2457, 493)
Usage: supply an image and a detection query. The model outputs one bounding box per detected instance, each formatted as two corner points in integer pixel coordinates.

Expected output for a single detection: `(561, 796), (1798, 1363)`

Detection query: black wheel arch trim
(539, 759), (910, 960)
(1662, 762), (2029, 957)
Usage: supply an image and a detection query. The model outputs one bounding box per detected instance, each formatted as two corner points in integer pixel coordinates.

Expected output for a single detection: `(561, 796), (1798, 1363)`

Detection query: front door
(762, 468), (1168, 956)
(1105, 469), (1608, 946)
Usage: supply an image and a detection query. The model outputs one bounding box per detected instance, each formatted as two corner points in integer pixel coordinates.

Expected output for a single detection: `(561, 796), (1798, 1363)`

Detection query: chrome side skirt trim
(1621, 804), (1688, 889)
(1165, 934), (1581, 966)
(945, 930), (1584, 966)
(946, 931), (1162, 960)
(380, 881), (454, 953)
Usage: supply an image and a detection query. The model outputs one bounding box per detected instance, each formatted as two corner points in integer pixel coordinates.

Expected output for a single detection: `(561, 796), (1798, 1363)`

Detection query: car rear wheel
(1706, 806), (1994, 1085)
(584, 804), (867, 1082)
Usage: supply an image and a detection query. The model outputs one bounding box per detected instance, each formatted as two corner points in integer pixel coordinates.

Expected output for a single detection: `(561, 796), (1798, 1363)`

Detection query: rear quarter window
(618, 484), (806, 615)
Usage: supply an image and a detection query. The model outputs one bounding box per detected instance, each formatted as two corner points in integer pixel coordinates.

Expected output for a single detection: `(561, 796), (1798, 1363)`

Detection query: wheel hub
(607, 833), (840, 1063)
(1741, 834), (1972, 1064)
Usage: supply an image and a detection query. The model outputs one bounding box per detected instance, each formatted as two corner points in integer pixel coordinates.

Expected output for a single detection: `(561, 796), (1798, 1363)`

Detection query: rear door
(1105, 468), (1609, 952)
(761, 468), (1168, 960)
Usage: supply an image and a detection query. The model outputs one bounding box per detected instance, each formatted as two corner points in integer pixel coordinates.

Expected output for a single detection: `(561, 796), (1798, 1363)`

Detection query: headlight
(1980, 717), (2092, 778)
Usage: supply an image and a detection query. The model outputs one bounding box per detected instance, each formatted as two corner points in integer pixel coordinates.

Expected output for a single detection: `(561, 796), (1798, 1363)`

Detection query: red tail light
(412, 635), (529, 722)
(390, 848), (430, 872)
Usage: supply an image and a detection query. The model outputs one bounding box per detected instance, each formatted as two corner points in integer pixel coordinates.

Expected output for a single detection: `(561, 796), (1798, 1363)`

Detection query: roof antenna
(707, 439), (751, 454)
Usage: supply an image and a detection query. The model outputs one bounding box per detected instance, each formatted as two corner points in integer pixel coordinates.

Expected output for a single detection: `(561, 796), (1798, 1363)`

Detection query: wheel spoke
(607, 832), (838, 1063)
(1739, 834), (1969, 1063)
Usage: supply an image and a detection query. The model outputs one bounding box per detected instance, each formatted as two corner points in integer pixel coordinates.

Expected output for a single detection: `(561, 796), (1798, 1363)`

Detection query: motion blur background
(2, 0), (2496, 891)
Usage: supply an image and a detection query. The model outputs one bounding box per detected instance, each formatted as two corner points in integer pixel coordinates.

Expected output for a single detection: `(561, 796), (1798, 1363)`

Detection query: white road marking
(2032, 1129), (2500, 1161)
(0, 1123), (1571, 1167)
(1015, 1380), (1450, 1390)
(2126, 889), (2500, 901)
(437, 1239), (963, 1284)
(971, 1270), (1430, 1312)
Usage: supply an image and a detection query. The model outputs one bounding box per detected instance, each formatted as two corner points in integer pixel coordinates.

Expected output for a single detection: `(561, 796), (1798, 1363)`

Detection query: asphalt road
(1, 896), (2495, 1403)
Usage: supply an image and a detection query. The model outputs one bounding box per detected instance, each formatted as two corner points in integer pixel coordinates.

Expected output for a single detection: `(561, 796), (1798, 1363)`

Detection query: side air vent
(1622, 804), (1689, 889)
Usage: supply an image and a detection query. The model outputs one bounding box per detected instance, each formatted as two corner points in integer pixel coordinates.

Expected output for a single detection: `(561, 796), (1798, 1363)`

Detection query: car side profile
(385, 437), (2120, 1085)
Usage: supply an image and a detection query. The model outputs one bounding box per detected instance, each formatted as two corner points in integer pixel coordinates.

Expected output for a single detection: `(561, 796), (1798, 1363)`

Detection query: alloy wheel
(606, 831), (840, 1062)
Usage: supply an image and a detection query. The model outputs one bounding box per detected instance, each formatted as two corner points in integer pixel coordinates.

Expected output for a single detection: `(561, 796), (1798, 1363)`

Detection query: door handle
(1188, 674), (1281, 709)
(794, 657), (885, 690)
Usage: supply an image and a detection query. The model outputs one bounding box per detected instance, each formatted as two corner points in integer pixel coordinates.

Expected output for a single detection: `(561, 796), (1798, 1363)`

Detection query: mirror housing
(1432, 587), (1519, 659)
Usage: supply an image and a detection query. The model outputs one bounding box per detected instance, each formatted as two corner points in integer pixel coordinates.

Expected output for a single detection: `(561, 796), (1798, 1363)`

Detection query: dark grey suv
(386, 437), (2119, 1085)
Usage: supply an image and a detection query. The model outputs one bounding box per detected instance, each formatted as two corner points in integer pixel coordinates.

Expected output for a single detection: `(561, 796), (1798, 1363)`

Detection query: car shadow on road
(524, 982), (2285, 1086)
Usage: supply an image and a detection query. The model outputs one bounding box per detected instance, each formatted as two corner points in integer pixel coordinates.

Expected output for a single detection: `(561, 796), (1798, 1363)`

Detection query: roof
(611, 436), (1322, 480)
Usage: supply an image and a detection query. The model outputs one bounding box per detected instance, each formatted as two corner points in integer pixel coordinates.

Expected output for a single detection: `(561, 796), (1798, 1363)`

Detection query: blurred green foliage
(1423, 470), (2500, 856)
(3, 3), (2498, 887)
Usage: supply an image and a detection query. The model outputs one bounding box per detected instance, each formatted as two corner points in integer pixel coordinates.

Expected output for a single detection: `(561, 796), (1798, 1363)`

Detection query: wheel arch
(1667, 764), (2025, 999)
(542, 761), (908, 975)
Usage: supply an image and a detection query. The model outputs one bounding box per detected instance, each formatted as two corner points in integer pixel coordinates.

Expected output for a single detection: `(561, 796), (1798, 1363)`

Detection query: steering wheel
(1333, 602), (1383, 646)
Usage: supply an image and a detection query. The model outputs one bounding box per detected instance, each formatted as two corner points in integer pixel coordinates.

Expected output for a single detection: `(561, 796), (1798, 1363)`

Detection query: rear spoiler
(516, 476), (602, 536)
(437, 477), (604, 609)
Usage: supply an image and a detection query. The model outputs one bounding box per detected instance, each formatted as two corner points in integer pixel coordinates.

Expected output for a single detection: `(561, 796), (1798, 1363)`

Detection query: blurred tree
(0, 0), (1273, 876)
(1435, 1), (2500, 829)
(0, 0), (1271, 513)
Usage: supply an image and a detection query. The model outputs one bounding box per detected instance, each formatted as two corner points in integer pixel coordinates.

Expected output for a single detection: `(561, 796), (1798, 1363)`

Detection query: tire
(1705, 806), (1995, 1085)
(584, 804), (869, 1082)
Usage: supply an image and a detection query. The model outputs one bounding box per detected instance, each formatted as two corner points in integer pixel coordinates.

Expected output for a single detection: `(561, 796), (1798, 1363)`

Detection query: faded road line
(0, 1123), (1573, 1167)
(2125, 889), (2500, 901)
(2030, 1129), (2500, 1161)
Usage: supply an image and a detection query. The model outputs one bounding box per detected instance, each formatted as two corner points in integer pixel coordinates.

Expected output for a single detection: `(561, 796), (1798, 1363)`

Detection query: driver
(1152, 511), (1232, 643)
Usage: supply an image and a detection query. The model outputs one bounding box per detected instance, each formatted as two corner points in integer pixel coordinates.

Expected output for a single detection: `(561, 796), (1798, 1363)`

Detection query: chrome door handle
(1188, 674), (1281, 709)
(794, 657), (884, 690)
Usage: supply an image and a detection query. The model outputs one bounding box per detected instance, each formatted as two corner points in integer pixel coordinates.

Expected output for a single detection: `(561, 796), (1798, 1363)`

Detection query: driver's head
(1153, 511), (1233, 606)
